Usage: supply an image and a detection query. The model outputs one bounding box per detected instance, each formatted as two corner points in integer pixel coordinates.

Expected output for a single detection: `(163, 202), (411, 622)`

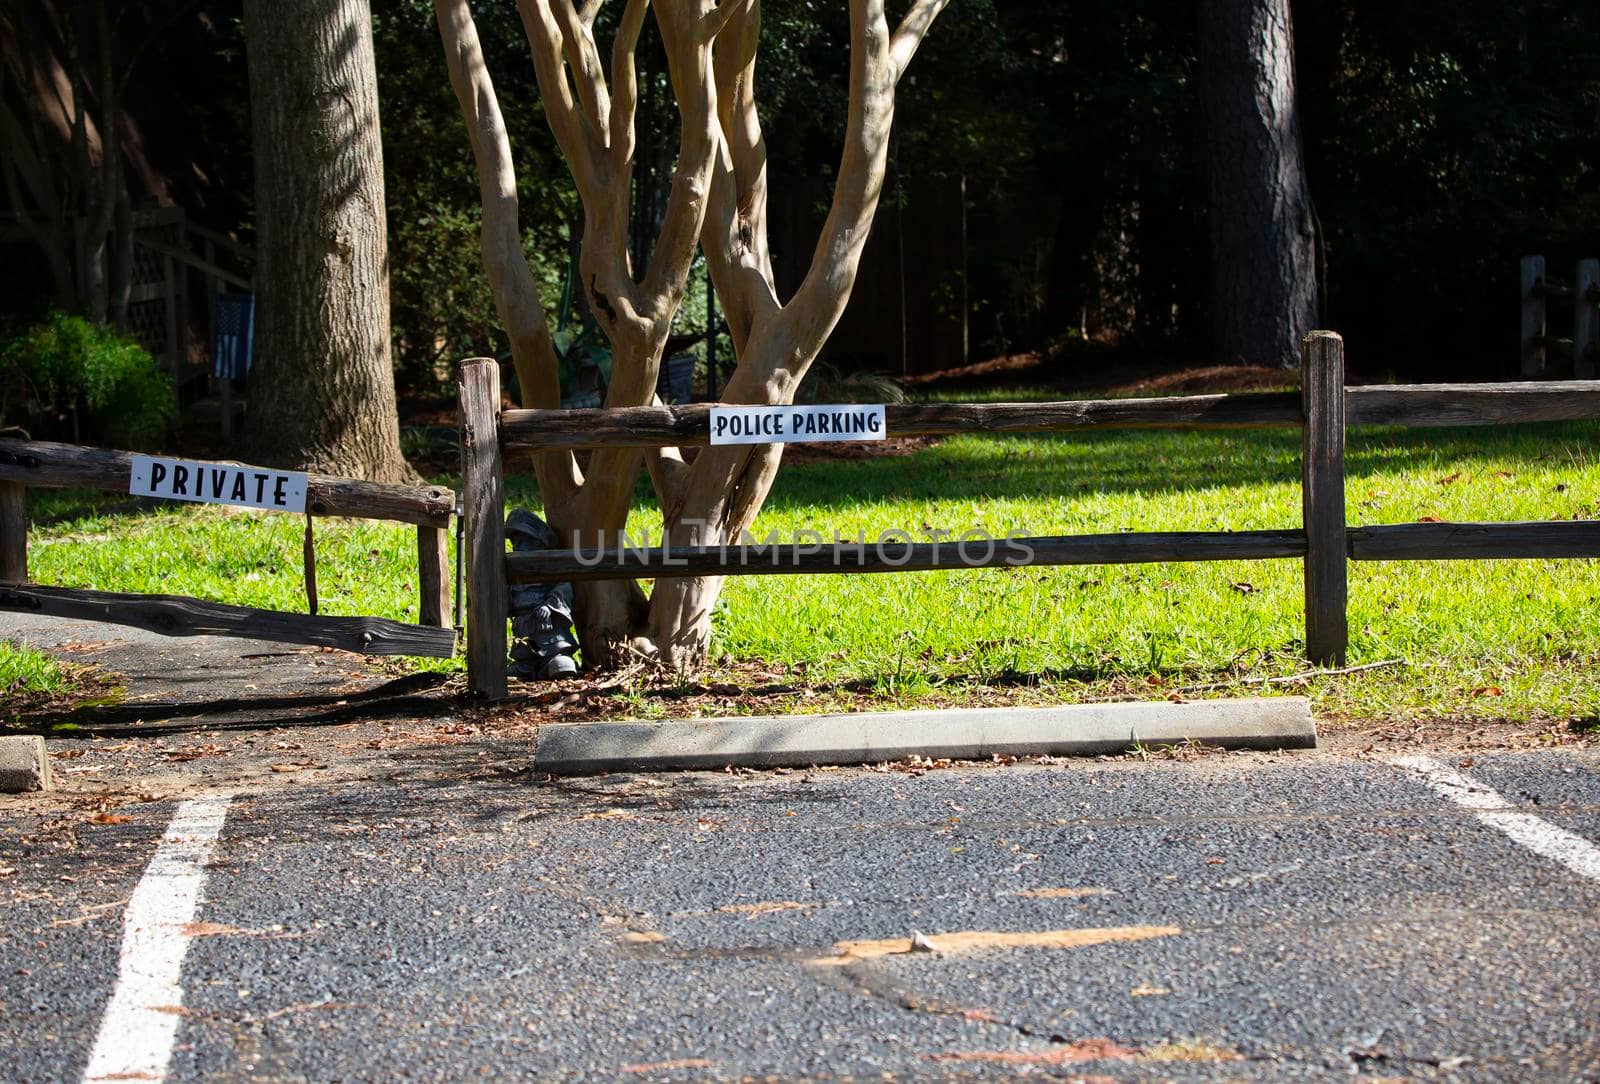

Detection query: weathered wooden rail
(0, 439), (457, 657)
(458, 339), (1600, 698)
(496, 381), (1600, 450)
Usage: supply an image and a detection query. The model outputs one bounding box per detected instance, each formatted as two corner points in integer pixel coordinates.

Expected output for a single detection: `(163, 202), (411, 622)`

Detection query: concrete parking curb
(534, 696), (1316, 775)
(0, 735), (51, 793)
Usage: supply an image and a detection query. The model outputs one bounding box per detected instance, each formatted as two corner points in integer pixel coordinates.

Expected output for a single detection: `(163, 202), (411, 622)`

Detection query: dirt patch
(901, 351), (1381, 399)
(900, 352), (1045, 387)
(1104, 363), (1296, 396)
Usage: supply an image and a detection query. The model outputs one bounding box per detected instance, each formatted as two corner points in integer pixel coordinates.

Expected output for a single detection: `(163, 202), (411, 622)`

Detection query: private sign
(129, 454), (309, 514)
(709, 404), (887, 445)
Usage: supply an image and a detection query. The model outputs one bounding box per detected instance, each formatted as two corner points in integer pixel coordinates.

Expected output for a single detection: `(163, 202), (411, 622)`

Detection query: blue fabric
(213, 294), (254, 380)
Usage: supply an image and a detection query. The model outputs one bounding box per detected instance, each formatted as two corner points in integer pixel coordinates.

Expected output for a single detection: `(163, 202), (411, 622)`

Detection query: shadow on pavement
(9, 671), (459, 738)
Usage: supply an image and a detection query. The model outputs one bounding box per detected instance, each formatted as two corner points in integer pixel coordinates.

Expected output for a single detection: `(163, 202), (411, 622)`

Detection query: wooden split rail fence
(459, 334), (1600, 698)
(0, 439), (458, 657)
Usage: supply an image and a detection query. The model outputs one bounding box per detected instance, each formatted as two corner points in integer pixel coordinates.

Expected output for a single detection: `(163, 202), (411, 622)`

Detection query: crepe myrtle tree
(435, 0), (949, 671)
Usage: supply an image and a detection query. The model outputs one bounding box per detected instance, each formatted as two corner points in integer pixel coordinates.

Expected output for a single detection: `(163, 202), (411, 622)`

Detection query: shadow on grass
(493, 422), (1599, 515)
(758, 423), (1600, 511)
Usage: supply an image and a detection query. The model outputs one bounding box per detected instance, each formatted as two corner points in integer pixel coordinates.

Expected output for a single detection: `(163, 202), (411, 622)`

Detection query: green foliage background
(361, 0), (1600, 387)
(1, 313), (177, 450)
(4, 1), (1596, 391)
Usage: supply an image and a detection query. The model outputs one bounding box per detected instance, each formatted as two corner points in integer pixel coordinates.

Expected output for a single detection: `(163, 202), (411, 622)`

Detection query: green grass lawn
(18, 417), (1600, 725)
(2, 638), (91, 722)
(1, 638), (73, 695)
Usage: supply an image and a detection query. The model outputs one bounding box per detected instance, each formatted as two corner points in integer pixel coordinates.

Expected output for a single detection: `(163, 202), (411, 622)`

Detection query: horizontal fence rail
(498, 381), (1600, 451)
(1347, 383), (1600, 427)
(0, 438), (456, 528)
(1348, 520), (1600, 561)
(504, 530), (1311, 583)
(503, 521), (1600, 584)
(501, 392), (1304, 449)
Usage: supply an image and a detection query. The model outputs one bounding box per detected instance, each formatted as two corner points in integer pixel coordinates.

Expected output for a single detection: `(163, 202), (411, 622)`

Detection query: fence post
(0, 482), (25, 584)
(1302, 331), (1348, 666)
(459, 357), (508, 699)
(1577, 258), (1599, 380)
(417, 525), (451, 628)
(1521, 255), (1546, 377)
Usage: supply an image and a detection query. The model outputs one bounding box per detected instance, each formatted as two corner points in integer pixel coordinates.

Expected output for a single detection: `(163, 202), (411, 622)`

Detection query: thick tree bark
(243, 0), (411, 483)
(1196, 0), (1317, 369)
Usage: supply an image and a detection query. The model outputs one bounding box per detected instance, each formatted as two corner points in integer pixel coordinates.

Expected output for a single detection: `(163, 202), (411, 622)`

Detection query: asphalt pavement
(5, 746), (1600, 1082)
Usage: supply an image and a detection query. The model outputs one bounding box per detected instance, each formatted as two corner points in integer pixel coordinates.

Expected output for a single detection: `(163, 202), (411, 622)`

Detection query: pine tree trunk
(242, 0), (411, 482)
(1197, 0), (1317, 369)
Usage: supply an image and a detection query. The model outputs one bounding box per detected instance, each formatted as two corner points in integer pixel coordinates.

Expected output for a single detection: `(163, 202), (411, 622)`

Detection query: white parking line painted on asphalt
(1392, 755), (1600, 886)
(82, 794), (233, 1084)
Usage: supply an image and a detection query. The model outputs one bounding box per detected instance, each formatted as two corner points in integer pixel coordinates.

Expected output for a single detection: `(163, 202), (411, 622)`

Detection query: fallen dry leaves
(163, 744), (228, 763)
(1013, 887), (1115, 899)
(820, 925), (1181, 966)
(714, 901), (817, 919)
(924, 1039), (1137, 1065)
(619, 1059), (714, 1074)
(1141, 1038), (1243, 1063)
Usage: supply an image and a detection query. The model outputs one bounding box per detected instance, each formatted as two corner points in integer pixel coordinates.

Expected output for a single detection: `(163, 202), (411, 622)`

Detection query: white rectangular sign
(709, 404), (887, 446)
(129, 455), (309, 514)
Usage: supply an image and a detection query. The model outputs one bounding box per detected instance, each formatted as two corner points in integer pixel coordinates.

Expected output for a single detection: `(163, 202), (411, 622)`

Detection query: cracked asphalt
(4, 615), (1600, 1081)
(5, 744), (1600, 1082)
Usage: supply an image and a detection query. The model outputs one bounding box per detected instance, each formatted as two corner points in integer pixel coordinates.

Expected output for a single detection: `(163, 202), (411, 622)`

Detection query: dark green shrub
(0, 313), (176, 450)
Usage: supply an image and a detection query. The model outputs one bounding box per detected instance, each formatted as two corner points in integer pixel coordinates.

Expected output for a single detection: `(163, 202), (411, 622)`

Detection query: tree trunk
(1196, 0), (1317, 369)
(648, 441), (787, 670)
(242, 0), (411, 483)
(436, 0), (951, 675)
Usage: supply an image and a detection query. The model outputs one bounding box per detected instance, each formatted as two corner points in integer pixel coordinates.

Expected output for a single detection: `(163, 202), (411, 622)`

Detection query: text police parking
(709, 404), (887, 445)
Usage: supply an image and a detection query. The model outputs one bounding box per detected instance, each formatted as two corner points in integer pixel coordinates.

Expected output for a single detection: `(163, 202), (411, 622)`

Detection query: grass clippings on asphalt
(1, 639), (119, 725)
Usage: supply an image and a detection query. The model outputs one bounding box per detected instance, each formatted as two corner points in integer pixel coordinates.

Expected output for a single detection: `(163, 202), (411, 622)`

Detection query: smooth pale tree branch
(433, 0), (581, 509)
(549, 0), (612, 147)
(608, 0), (649, 166)
(522, 0), (644, 339)
(574, 0), (720, 528)
(701, 0), (778, 354)
(441, 0), (950, 668)
(641, 0), (719, 304)
(516, 0), (605, 198)
(890, 0), (950, 81)
(705, 0), (752, 40)
(643, 405), (691, 515)
(677, 0), (948, 562)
